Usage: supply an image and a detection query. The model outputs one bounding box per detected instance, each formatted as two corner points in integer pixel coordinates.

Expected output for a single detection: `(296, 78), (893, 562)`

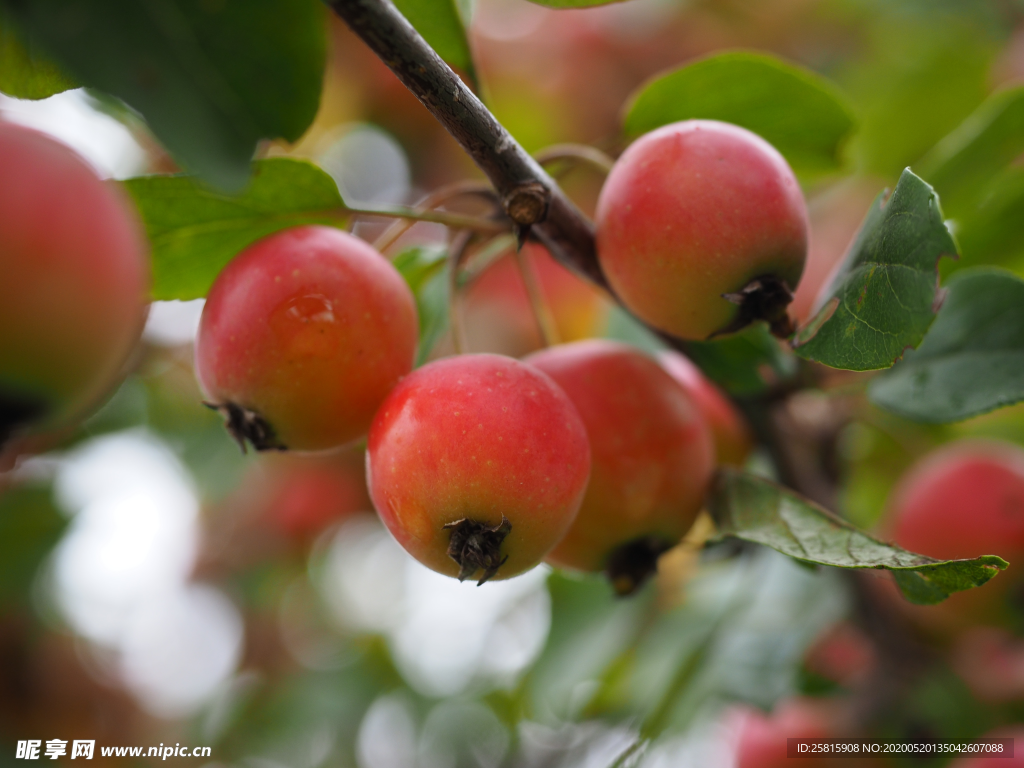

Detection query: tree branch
(325, 0), (607, 289)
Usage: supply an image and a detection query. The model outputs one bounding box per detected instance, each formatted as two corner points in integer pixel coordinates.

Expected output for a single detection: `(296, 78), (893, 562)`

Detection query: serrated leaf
(792, 169), (957, 371)
(1, 0), (326, 190)
(124, 158), (347, 301)
(0, 9), (76, 99)
(623, 51), (856, 174)
(708, 468), (1007, 605)
(869, 268), (1024, 423)
(392, 0), (474, 74)
(918, 86), (1024, 217)
(392, 245), (451, 366)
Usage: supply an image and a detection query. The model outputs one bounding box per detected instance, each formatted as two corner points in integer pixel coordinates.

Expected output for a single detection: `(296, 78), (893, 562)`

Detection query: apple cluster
(2, 117), (808, 592)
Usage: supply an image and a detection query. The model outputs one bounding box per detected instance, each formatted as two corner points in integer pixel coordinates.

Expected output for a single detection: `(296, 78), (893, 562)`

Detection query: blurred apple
(464, 242), (609, 357)
(803, 622), (877, 688)
(659, 350), (753, 466)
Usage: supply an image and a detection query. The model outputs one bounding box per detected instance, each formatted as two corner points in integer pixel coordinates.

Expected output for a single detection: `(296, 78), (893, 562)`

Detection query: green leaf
(623, 51), (856, 174)
(869, 268), (1024, 423)
(392, 245), (451, 366)
(708, 468), (1007, 605)
(0, 9), (76, 99)
(1, 0), (326, 190)
(919, 86), (1024, 217)
(124, 158), (347, 301)
(392, 0), (474, 73)
(683, 322), (797, 396)
(792, 169), (957, 371)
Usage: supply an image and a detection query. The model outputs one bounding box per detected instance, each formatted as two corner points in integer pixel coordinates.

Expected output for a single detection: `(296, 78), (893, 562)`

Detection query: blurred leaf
(683, 323), (797, 396)
(919, 86), (1024, 217)
(392, 0), (474, 75)
(793, 169), (957, 371)
(0, 483), (66, 607)
(393, 245), (451, 366)
(0, 9), (76, 99)
(869, 269), (1024, 423)
(1, 0), (326, 190)
(623, 51), (856, 174)
(840, 18), (992, 179)
(524, 571), (653, 723)
(124, 158), (347, 301)
(948, 169), (1024, 274)
(708, 468), (1007, 605)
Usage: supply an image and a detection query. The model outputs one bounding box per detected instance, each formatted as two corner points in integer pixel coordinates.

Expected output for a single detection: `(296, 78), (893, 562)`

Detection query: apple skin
(595, 119), (808, 340)
(525, 340), (714, 573)
(659, 350), (753, 467)
(0, 121), (149, 441)
(195, 226), (418, 452)
(883, 440), (1024, 633)
(366, 353), (591, 580)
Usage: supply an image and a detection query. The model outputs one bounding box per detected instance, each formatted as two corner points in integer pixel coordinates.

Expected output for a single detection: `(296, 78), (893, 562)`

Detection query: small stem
(447, 230), (475, 354)
(535, 143), (615, 176)
(346, 202), (509, 234)
(372, 180), (500, 253)
(607, 738), (648, 768)
(514, 246), (561, 347)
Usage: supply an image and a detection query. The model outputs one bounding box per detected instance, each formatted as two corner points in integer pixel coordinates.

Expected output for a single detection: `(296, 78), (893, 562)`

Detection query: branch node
(503, 182), (549, 226)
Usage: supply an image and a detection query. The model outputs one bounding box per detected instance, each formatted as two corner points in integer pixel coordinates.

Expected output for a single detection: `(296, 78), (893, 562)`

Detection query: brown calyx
(718, 274), (796, 339)
(443, 516), (512, 585)
(605, 536), (675, 597)
(204, 401), (286, 453)
(0, 392), (47, 451)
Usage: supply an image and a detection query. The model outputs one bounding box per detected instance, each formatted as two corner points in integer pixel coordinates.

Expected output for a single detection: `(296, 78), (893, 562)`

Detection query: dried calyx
(719, 274), (796, 339)
(443, 515), (512, 585)
(0, 392), (46, 449)
(204, 401), (286, 453)
(605, 535), (674, 596)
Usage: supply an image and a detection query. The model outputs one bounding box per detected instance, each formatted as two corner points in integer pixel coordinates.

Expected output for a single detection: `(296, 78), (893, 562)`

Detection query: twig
(325, 0), (607, 290)
(535, 143), (616, 176)
(345, 202), (508, 234)
(372, 180), (499, 253)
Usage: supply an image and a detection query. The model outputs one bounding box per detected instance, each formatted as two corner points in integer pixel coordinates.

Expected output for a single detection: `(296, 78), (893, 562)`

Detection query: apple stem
(446, 230), (476, 355)
(535, 143), (616, 177)
(347, 203), (509, 236)
(718, 274), (796, 339)
(514, 245), (562, 348)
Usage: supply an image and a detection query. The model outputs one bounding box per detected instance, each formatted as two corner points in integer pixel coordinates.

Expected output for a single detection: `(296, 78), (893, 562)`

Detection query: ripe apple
(0, 121), (149, 447)
(366, 353), (591, 582)
(595, 120), (808, 340)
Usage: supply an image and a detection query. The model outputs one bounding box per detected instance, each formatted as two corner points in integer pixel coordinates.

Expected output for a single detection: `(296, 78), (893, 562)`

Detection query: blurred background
(3, 0), (1024, 765)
